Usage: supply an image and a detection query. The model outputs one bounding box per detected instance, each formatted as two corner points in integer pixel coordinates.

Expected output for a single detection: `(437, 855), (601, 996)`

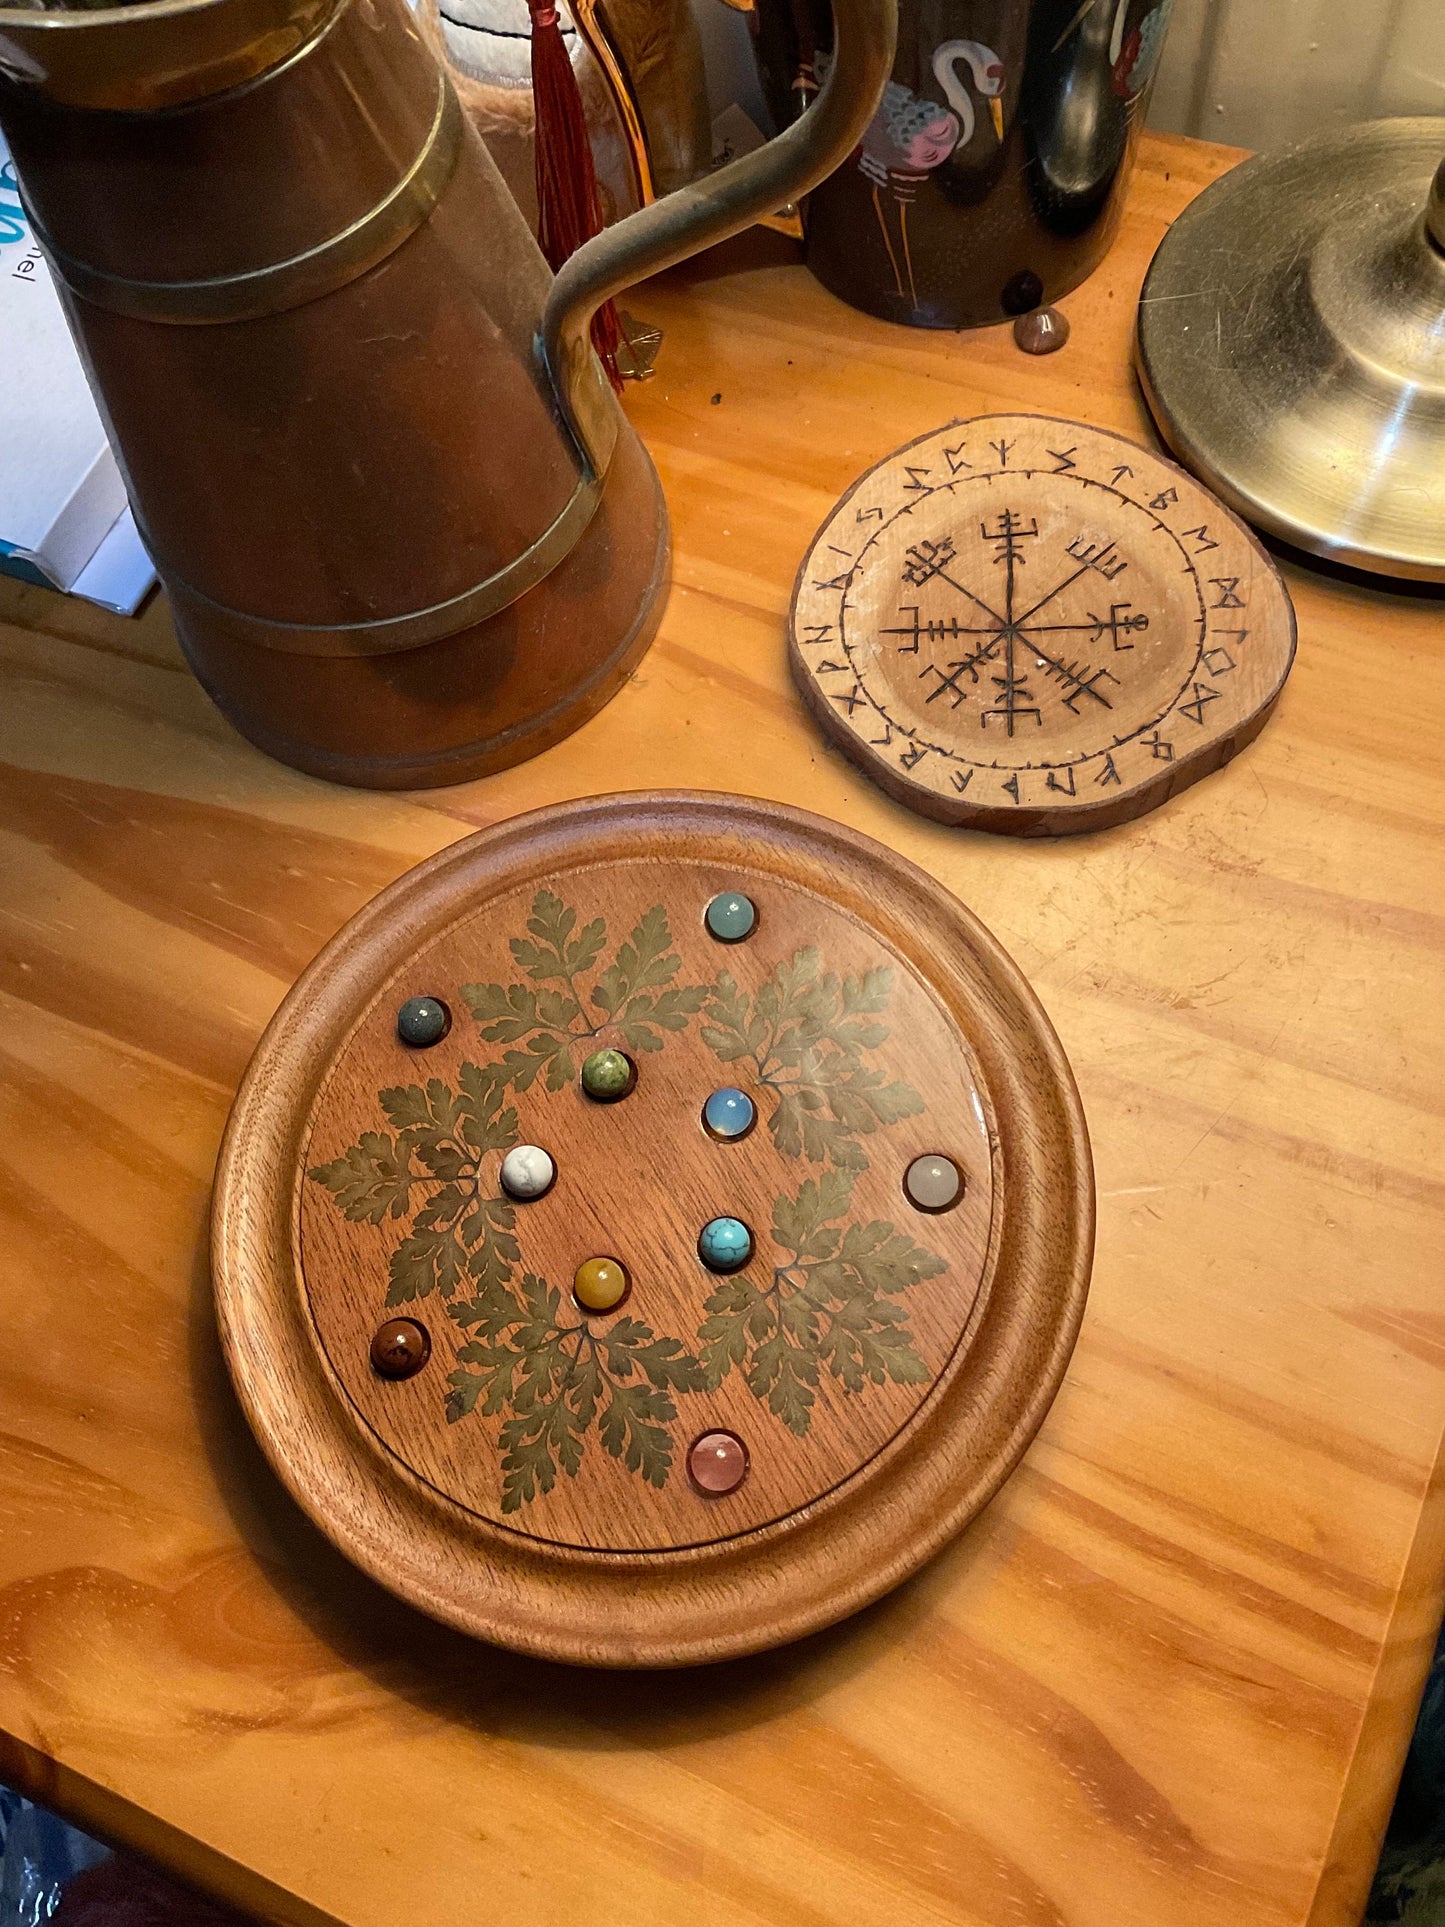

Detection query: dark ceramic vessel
(756, 0), (1175, 329)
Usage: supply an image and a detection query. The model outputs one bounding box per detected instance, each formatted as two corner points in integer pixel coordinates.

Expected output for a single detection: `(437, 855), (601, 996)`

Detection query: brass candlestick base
(1136, 119), (1445, 583)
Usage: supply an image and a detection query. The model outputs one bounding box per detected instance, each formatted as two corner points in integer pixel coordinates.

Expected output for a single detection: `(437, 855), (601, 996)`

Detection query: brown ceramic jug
(0, 0), (893, 787)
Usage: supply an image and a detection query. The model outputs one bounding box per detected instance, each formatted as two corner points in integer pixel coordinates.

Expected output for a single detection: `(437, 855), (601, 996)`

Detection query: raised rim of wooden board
(212, 792), (1094, 1667)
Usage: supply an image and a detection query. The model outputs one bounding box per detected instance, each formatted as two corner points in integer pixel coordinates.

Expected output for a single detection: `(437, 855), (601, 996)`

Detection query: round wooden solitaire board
(790, 414), (1296, 835)
(213, 794), (1093, 1667)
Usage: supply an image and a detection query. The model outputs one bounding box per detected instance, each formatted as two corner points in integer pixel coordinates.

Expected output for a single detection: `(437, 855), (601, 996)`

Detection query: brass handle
(539, 0), (896, 478)
(567, 0), (656, 211)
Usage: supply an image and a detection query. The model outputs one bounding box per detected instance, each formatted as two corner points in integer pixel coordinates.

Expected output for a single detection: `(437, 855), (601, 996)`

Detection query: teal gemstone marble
(698, 1216), (753, 1273)
(581, 1047), (635, 1101)
(396, 995), (449, 1048)
(703, 1087), (755, 1140)
(705, 892), (757, 943)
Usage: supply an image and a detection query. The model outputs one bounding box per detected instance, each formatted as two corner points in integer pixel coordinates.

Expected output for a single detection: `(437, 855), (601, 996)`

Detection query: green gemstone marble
(581, 1047), (635, 1101)
(705, 892), (757, 943)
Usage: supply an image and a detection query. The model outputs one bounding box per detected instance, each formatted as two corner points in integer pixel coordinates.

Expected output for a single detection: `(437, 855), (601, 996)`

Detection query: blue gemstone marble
(705, 891), (757, 943)
(703, 1087), (756, 1141)
(396, 995), (449, 1048)
(699, 1216), (753, 1273)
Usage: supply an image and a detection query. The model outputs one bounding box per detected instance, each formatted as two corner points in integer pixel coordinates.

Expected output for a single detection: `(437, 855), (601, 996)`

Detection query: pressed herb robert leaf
(700, 948), (924, 1170)
(446, 1276), (703, 1511)
(308, 1067), (522, 1306)
(460, 891), (712, 1085)
(696, 1171), (945, 1436)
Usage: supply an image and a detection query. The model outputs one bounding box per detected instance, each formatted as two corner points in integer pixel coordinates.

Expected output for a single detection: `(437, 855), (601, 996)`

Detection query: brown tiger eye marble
(370, 1318), (431, 1380)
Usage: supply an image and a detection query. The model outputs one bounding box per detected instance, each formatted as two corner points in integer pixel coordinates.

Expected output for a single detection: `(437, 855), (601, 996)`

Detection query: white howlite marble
(500, 1144), (555, 1201)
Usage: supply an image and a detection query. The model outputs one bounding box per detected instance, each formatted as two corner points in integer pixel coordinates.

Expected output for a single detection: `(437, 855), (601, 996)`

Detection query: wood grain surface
(1, 130), (1443, 1927)
(789, 413), (1296, 833)
(215, 795), (1089, 1662)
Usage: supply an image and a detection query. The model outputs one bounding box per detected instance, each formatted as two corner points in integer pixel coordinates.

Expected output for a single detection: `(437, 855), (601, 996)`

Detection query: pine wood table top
(1, 130), (1442, 1927)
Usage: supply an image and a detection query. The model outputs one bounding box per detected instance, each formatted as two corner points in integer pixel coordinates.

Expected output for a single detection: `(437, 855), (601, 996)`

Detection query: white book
(0, 132), (156, 615)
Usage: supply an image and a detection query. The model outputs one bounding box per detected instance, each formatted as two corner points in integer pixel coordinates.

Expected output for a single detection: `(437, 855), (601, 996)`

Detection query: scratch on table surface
(1100, 1183), (1208, 1199)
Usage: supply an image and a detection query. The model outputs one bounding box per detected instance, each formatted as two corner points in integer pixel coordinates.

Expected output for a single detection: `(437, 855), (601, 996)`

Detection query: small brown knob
(1013, 307), (1070, 355)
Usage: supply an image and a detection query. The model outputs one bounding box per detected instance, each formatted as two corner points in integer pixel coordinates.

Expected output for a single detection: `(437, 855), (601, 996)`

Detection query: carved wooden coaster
(790, 414), (1296, 835)
(213, 793), (1093, 1667)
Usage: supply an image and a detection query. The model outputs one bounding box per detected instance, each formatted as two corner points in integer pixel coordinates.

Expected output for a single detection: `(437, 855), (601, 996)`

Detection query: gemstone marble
(904, 1153), (965, 1213)
(573, 1256), (630, 1313)
(704, 891), (757, 942)
(370, 1318), (431, 1380)
(499, 1144), (555, 1201)
(702, 1087), (756, 1140)
(687, 1429), (749, 1496)
(581, 1048), (636, 1101)
(698, 1216), (753, 1273)
(395, 995), (449, 1048)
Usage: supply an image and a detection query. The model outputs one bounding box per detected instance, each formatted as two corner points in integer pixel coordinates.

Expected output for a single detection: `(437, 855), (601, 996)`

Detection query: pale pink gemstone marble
(688, 1430), (748, 1496)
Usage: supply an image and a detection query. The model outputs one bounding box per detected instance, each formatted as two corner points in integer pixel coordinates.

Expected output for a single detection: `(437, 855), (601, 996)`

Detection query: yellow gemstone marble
(573, 1256), (630, 1313)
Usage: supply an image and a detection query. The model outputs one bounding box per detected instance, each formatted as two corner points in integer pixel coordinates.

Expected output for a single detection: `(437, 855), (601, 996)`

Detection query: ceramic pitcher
(755, 0), (1174, 329)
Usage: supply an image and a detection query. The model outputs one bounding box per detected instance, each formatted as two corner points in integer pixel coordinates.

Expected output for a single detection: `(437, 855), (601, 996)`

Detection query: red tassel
(527, 0), (623, 390)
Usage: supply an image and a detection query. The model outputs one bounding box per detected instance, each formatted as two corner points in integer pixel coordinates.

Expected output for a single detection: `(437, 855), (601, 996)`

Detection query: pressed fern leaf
(446, 1277), (703, 1508)
(461, 892), (711, 1072)
(697, 1171), (945, 1436)
(700, 953), (923, 1171)
(308, 1061), (522, 1307)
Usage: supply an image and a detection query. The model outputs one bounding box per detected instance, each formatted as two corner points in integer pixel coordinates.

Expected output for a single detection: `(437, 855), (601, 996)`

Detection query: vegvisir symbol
(460, 891), (712, 1089)
(699, 948), (924, 1171)
(881, 497), (1163, 742)
(696, 1170), (945, 1437)
(902, 536), (956, 586)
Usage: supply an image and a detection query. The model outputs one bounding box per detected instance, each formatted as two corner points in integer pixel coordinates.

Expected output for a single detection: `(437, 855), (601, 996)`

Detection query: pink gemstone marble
(688, 1429), (749, 1496)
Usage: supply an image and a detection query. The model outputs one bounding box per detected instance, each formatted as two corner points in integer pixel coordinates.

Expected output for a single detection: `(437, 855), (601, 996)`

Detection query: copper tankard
(0, 0), (894, 785)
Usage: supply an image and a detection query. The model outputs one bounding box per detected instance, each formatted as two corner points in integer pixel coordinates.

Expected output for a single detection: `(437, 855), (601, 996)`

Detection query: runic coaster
(212, 794), (1092, 1667)
(790, 414), (1296, 835)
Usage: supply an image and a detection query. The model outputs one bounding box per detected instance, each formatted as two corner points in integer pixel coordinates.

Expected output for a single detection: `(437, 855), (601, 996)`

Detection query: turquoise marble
(705, 891), (757, 943)
(698, 1216), (753, 1273)
(396, 995), (449, 1048)
(703, 1087), (755, 1140)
